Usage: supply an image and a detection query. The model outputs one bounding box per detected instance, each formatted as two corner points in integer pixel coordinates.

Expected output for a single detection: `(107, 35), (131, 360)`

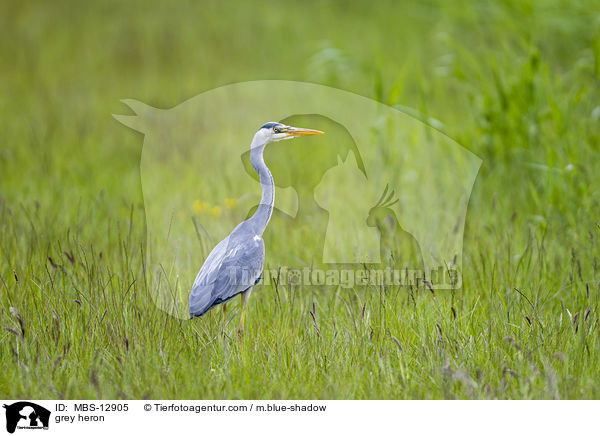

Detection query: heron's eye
(273, 127), (281, 133)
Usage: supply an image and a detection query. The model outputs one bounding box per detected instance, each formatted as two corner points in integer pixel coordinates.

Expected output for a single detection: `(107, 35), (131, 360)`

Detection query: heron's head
(253, 122), (324, 146)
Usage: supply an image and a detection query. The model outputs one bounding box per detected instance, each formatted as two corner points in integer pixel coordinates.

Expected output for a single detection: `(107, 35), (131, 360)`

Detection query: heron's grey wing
(188, 236), (231, 316)
(189, 235), (264, 317)
(191, 236), (231, 289)
(211, 237), (264, 302)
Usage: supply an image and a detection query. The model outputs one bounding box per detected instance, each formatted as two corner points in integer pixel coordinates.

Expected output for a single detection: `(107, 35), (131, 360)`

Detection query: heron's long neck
(248, 143), (274, 235)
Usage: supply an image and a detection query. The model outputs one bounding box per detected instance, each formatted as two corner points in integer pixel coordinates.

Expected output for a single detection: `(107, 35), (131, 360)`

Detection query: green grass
(2, 0), (600, 399)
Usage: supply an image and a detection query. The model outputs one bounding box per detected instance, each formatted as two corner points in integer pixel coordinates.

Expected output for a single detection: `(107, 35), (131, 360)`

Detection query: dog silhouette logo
(3, 402), (50, 433)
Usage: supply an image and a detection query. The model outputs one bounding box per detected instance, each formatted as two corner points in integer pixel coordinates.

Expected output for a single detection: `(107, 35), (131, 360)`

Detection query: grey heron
(189, 122), (324, 331)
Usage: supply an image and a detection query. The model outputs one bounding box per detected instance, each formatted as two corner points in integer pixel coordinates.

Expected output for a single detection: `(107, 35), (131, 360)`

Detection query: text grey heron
(189, 122), (324, 331)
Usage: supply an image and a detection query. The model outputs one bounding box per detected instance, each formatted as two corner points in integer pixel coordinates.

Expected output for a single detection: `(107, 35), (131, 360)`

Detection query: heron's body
(188, 221), (265, 317)
(189, 122), (323, 328)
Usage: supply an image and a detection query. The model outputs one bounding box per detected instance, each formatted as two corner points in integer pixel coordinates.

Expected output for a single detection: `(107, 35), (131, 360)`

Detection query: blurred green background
(2, 0), (600, 398)
(2, 0), (599, 232)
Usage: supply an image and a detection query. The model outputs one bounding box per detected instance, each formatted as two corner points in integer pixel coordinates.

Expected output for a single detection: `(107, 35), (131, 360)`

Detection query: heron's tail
(189, 284), (213, 319)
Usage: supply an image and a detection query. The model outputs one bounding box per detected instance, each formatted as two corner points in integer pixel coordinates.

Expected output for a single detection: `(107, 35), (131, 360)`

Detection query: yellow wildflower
(224, 198), (237, 209)
(193, 200), (211, 213)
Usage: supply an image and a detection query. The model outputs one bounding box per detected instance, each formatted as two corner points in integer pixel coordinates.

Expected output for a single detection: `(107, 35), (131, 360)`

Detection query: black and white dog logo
(3, 402), (50, 434)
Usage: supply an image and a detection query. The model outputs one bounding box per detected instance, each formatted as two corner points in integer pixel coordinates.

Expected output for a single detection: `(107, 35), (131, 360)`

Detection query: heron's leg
(221, 303), (227, 333)
(239, 287), (253, 333)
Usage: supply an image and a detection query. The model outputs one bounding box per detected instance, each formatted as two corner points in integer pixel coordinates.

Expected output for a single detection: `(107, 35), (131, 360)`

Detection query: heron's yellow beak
(284, 127), (325, 137)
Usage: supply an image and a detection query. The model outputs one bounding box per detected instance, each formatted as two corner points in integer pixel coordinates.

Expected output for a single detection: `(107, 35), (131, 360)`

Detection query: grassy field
(2, 0), (600, 399)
